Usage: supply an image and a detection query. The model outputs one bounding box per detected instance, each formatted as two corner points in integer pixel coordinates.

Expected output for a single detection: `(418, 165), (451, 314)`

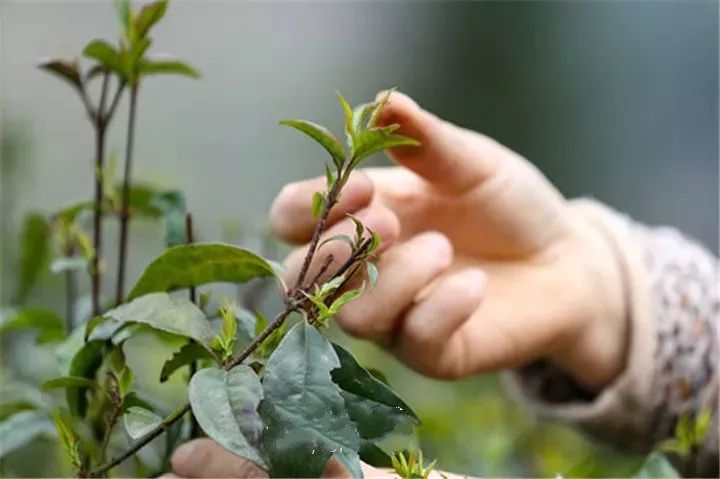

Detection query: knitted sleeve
(505, 199), (718, 477)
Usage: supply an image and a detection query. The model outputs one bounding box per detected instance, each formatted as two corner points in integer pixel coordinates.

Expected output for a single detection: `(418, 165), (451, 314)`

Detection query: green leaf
(0, 308), (65, 344)
(150, 190), (187, 247)
(351, 128), (420, 165)
(15, 212), (50, 304)
(336, 90), (353, 141)
(104, 293), (215, 349)
(311, 191), (324, 219)
(318, 234), (354, 252)
(160, 341), (212, 382)
(128, 243), (278, 300)
(331, 343), (418, 441)
(123, 406), (163, 440)
(53, 410), (82, 469)
(260, 322), (361, 478)
(67, 340), (105, 416)
(0, 381), (45, 421)
(38, 59), (82, 90)
(0, 411), (55, 458)
(329, 289), (362, 314)
(351, 102), (376, 135)
(694, 409), (712, 442)
(138, 59), (200, 78)
(360, 443), (392, 468)
(134, 0), (168, 38)
(634, 452), (679, 478)
(279, 119), (345, 169)
(114, 0), (132, 36)
(42, 376), (98, 391)
(83, 40), (125, 77)
(189, 367), (265, 467)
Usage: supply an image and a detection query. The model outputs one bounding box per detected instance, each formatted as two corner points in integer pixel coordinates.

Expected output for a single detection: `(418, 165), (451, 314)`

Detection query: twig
(306, 254), (334, 289)
(185, 213), (200, 439)
(64, 244), (77, 332)
(99, 401), (122, 464)
(89, 404), (191, 478)
(115, 86), (139, 305)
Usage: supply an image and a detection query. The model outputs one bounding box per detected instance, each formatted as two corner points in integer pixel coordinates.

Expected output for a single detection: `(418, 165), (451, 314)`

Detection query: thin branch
(114, 86), (139, 305)
(64, 244), (77, 333)
(99, 400), (122, 464)
(306, 254), (334, 289)
(185, 213), (200, 439)
(89, 404), (191, 478)
(103, 79), (126, 124)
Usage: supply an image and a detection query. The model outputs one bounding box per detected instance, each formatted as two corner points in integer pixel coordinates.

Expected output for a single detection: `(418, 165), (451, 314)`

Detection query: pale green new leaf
(311, 191), (324, 219)
(83, 40), (125, 77)
(124, 406), (163, 440)
(138, 59), (200, 78)
(104, 293), (214, 349)
(127, 243), (277, 300)
(189, 367), (265, 467)
(135, 0), (168, 39)
(259, 322), (361, 478)
(279, 119), (345, 169)
(351, 128), (420, 165)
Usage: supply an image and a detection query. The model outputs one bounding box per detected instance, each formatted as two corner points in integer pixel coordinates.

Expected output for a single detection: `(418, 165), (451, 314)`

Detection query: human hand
(271, 91), (629, 390)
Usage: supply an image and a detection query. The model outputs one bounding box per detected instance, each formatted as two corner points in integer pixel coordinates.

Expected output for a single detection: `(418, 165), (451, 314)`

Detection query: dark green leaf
(150, 190), (187, 246)
(365, 367), (388, 385)
(260, 322), (361, 478)
(311, 191), (324, 219)
(331, 343), (418, 441)
(0, 411), (55, 458)
(66, 340), (105, 417)
(634, 452), (680, 478)
(104, 293), (215, 348)
(135, 0), (168, 38)
(123, 406), (163, 440)
(0, 308), (65, 344)
(279, 119), (345, 168)
(138, 59), (200, 78)
(128, 243), (278, 300)
(15, 212), (50, 304)
(42, 376), (98, 391)
(351, 128), (420, 165)
(359, 443), (392, 468)
(160, 342), (212, 382)
(83, 40), (125, 77)
(189, 367), (265, 467)
(38, 59), (82, 90)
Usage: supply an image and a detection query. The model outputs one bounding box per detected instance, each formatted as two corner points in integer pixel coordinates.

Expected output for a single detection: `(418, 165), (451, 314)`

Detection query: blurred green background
(1, 1), (717, 477)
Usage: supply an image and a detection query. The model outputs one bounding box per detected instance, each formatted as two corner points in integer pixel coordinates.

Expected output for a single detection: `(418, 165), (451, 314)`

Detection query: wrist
(549, 200), (631, 391)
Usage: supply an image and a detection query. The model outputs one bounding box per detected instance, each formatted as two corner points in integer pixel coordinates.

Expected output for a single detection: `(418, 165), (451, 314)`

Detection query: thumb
(375, 91), (511, 194)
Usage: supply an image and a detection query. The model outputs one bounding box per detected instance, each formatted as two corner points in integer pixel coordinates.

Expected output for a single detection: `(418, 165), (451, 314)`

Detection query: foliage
(0, 2), (423, 477)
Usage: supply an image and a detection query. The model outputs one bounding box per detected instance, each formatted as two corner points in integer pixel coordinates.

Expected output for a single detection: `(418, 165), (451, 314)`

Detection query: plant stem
(185, 213), (200, 439)
(64, 244), (77, 333)
(89, 73), (112, 317)
(89, 404), (191, 478)
(115, 86), (139, 305)
(293, 179), (342, 289)
(99, 401), (122, 464)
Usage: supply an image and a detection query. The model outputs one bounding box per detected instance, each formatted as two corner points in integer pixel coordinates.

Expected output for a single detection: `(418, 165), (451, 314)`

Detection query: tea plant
(0, 1), (429, 477)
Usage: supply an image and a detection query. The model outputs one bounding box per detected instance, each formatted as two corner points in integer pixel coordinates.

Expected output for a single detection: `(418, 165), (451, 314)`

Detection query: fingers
(336, 232), (453, 342)
(271, 171), (374, 244)
(375, 91), (508, 194)
(392, 268), (486, 378)
(170, 439), (268, 478)
(283, 204), (400, 287)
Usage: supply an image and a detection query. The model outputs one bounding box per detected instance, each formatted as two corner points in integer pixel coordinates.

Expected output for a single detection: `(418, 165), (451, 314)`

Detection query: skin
(167, 91), (629, 478)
